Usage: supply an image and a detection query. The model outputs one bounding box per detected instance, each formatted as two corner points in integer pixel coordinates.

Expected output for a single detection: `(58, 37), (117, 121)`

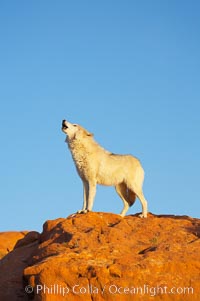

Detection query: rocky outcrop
(0, 231), (29, 259)
(0, 212), (200, 300)
(0, 231), (39, 301)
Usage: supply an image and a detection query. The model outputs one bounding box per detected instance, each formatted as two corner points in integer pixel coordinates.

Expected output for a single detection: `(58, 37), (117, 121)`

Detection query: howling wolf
(62, 120), (148, 217)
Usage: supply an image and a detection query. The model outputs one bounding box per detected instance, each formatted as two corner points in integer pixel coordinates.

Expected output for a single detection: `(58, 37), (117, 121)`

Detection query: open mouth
(62, 120), (68, 129)
(62, 125), (68, 130)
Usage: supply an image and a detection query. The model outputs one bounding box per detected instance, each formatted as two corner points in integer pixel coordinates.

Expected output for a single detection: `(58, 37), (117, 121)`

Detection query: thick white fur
(62, 120), (148, 217)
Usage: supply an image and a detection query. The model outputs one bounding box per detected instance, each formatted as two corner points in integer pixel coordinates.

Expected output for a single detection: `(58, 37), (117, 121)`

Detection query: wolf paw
(77, 209), (89, 214)
(139, 213), (147, 218)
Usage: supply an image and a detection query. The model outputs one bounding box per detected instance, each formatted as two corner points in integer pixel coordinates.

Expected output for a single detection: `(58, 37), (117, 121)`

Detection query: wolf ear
(74, 127), (93, 139)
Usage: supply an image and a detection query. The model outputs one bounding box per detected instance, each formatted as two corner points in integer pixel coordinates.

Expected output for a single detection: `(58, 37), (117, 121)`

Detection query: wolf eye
(73, 124), (77, 127)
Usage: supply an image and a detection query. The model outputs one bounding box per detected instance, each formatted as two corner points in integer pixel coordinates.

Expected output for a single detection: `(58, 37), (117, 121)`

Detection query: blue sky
(0, 1), (199, 231)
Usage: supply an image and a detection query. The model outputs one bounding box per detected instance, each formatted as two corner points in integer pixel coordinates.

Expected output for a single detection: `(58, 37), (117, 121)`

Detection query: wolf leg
(87, 182), (96, 211)
(133, 187), (148, 218)
(115, 183), (130, 217)
(77, 181), (88, 213)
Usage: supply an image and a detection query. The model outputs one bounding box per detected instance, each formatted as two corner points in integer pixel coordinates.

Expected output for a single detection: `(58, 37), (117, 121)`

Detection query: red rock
(14, 231), (40, 249)
(0, 231), (40, 301)
(25, 213), (200, 301)
(0, 212), (200, 300)
(0, 231), (28, 259)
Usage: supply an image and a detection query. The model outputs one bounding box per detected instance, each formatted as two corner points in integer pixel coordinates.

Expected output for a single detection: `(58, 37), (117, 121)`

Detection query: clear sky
(0, 1), (200, 232)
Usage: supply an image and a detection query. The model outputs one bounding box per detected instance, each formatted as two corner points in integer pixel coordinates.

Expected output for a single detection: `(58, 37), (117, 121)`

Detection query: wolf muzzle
(62, 120), (68, 129)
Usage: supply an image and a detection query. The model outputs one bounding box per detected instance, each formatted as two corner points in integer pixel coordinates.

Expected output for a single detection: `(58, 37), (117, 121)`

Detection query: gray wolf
(62, 120), (148, 217)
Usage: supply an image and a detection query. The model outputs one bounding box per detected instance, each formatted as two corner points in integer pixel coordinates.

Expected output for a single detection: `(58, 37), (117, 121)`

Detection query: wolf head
(62, 120), (93, 140)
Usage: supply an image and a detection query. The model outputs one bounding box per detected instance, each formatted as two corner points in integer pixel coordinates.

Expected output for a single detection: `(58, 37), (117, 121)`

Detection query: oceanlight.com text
(25, 283), (194, 297)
